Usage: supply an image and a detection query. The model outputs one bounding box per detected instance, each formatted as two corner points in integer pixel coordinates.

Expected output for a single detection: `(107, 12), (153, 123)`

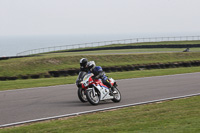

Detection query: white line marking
(0, 93), (199, 128)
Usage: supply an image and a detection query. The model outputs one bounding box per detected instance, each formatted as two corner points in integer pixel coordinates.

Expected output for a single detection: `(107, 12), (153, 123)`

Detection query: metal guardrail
(16, 36), (200, 56)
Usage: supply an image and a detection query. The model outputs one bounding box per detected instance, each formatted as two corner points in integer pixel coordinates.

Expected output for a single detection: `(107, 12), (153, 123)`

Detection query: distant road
(74, 51), (183, 55)
(0, 72), (200, 126)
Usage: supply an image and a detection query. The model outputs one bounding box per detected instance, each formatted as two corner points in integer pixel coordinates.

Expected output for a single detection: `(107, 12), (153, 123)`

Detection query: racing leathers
(89, 66), (114, 95)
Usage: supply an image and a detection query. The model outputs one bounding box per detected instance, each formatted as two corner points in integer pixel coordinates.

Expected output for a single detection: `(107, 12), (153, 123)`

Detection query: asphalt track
(0, 72), (200, 126)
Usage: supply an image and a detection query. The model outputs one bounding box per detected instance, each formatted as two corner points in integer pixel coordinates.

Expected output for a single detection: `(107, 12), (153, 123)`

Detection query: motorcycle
(81, 73), (121, 105)
(76, 71), (88, 102)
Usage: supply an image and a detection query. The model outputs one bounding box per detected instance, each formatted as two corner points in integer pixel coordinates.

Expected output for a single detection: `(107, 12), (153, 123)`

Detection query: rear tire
(111, 87), (121, 103)
(77, 87), (87, 103)
(86, 89), (100, 105)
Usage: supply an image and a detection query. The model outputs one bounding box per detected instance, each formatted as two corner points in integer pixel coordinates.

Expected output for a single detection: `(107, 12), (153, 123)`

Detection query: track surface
(0, 72), (200, 126)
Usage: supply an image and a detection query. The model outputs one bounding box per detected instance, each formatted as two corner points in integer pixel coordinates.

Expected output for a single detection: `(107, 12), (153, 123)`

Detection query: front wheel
(86, 88), (100, 105)
(112, 87), (121, 103)
(77, 87), (87, 103)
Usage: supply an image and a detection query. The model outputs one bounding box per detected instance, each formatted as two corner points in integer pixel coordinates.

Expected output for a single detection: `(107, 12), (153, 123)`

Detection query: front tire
(112, 87), (121, 103)
(77, 87), (87, 103)
(86, 89), (100, 105)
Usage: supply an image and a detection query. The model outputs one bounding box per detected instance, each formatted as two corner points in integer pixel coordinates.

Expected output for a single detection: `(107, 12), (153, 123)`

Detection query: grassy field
(1, 40), (200, 77)
(1, 52), (200, 77)
(0, 66), (200, 91)
(1, 95), (199, 132)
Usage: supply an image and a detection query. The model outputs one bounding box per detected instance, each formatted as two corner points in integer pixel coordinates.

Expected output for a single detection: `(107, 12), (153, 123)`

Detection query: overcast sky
(0, 0), (200, 36)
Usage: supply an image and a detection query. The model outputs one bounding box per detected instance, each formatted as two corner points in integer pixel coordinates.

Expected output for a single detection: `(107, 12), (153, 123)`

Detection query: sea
(0, 32), (199, 57)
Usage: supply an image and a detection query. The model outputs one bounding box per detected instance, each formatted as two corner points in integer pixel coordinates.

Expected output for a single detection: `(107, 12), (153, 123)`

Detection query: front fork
(92, 87), (96, 97)
(88, 84), (97, 97)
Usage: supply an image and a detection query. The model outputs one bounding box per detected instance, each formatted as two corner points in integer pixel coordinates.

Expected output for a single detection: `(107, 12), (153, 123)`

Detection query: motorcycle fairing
(93, 84), (113, 100)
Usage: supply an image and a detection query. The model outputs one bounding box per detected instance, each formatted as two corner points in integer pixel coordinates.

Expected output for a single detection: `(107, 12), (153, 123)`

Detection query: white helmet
(87, 61), (96, 70)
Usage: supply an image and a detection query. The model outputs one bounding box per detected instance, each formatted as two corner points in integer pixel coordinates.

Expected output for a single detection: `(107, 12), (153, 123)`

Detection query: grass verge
(0, 66), (200, 91)
(1, 52), (200, 77)
(1, 95), (199, 132)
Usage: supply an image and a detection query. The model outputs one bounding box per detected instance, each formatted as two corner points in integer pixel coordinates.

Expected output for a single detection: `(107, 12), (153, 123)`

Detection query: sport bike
(76, 71), (88, 102)
(81, 73), (121, 105)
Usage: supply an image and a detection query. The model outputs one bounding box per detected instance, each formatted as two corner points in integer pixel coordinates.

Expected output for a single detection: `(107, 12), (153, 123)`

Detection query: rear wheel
(86, 88), (100, 105)
(77, 87), (87, 102)
(112, 87), (121, 103)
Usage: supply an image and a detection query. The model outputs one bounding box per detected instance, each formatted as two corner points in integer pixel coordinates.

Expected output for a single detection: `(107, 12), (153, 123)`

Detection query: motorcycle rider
(87, 61), (116, 95)
(79, 58), (89, 72)
(76, 58), (89, 87)
(76, 58), (95, 86)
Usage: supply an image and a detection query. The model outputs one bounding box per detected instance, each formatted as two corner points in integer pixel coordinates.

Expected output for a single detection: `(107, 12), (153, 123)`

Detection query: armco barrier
(0, 77), (7, 81)
(7, 76), (18, 80)
(30, 74), (40, 79)
(103, 67), (111, 73)
(0, 60), (200, 81)
(20, 75), (29, 79)
(67, 69), (79, 76)
(16, 35), (200, 56)
(49, 71), (60, 77)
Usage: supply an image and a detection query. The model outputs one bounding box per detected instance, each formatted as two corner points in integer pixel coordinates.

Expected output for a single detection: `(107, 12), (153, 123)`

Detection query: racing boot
(103, 79), (113, 95)
(109, 86), (114, 96)
(110, 86), (117, 95)
(103, 79), (117, 96)
(106, 80), (116, 96)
